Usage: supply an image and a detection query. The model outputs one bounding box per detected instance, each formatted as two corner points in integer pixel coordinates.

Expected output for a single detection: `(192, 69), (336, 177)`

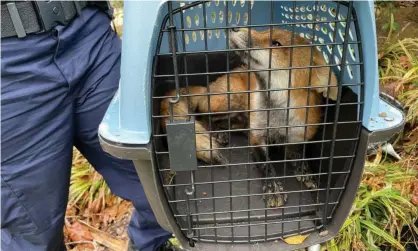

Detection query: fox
(160, 27), (338, 207)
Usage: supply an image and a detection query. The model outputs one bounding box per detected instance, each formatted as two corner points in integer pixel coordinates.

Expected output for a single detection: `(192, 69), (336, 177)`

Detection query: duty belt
(1, 1), (113, 38)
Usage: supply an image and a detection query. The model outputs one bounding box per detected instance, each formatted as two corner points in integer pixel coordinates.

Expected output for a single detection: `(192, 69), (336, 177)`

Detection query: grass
(324, 37), (418, 251)
(379, 38), (418, 94)
(379, 37), (418, 145)
(399, 89), (418, 128)
(324, 160), (418, 251)
(69, 149), (113, 210)
(376, 1), (400, 41)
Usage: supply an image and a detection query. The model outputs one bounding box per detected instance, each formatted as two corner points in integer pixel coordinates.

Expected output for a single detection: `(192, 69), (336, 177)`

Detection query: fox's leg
(285, 100), (320, 190)
(161, 88), (228, 165)
(285, 144), (317, 190)
(161, 69), (251, 165)
(250, 111), (288, 208)
(210, 112), (248, 146)
(194, 122), (228, 165)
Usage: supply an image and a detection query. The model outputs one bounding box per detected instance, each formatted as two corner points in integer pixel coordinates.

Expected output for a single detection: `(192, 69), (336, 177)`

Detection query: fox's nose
(231, 27), (240, 32)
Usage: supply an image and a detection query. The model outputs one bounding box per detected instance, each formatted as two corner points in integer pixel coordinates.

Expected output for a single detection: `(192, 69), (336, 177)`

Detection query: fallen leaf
(106, 195), (118, 207)
(379, 112), (388, 118)
(65, 221), (93, 242)
(66, 206), (78, 218)
(71, 243), (94, 251)
(399, 55), (413, 69)
(88, 187), (105, 215)
(116, 201), (133, 219)
(79, 221), (128, 251)
(380, 82), (399, 97)
(411, 195), (418, 206)
(63, 224), (72, 244)
(363, 176), (383, 191)
(102, 204), (119, 228)
(90, 231), (127, 251)
(283, 234), (309, 245)
(373, 147), (383, 165)
(319, 230), (329, 236)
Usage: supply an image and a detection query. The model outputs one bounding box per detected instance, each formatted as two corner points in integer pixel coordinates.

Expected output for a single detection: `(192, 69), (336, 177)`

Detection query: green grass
(325, 37), (418, 251)
(325, 160), (418, 251)
(69, 149), (113, 210)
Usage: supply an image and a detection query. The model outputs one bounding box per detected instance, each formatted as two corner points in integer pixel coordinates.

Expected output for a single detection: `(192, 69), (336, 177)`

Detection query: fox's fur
(160, 28), (338, 207)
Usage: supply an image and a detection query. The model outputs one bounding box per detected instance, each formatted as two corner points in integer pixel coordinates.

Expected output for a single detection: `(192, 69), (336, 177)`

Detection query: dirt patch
(376, 5), (418, 46)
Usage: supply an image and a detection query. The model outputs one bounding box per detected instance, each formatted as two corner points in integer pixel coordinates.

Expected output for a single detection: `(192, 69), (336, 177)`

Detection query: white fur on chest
(256, 70), (290, 108)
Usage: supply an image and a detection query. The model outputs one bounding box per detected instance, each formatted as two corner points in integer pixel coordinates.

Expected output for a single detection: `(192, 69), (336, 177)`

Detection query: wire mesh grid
(151, 0), (364, 244)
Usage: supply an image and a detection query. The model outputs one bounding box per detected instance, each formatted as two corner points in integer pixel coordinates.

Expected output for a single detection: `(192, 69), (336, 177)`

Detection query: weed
(69, 148), (112, 209)
(382, 13), (400, 41)
(324, 159), (418, 251)
(376, 0), (400, 40)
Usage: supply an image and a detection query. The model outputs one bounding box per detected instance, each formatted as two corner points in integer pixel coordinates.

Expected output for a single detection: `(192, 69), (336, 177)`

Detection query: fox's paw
(263, 179), (288, 208)
(212, 151), (229, 166)
(322, 86), (338, 101)
(214, 132), (229, 146)
(295, 163), (317, 190)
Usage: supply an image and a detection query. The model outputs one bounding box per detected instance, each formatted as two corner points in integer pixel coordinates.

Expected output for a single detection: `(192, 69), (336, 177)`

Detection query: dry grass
(379, 38), (418, 127)
(69, 150), (113, 209)
(67, 149), (133, 251)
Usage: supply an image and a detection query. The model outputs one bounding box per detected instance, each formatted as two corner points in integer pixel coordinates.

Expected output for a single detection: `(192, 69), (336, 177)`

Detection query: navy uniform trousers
(1, 7), (171, 251)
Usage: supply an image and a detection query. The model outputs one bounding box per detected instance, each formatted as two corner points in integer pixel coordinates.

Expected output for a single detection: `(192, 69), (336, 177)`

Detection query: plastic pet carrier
(99, 1), (405, 250)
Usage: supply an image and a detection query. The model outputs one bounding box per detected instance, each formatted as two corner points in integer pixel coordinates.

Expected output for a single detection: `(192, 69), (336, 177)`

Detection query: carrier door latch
(166, 120), (198, 172)
(165, 1), (197, 172)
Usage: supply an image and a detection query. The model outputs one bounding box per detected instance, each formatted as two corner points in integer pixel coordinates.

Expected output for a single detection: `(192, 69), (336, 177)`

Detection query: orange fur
(160, 28), (338, 164)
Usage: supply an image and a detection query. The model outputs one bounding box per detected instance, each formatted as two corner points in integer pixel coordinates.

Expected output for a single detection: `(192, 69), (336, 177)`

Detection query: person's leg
(1, 30), (74, 251)
(64, 9), (172, 251)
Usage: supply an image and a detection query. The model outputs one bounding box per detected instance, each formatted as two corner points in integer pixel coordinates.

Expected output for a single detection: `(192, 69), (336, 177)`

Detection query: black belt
(1, 1), (112, 38)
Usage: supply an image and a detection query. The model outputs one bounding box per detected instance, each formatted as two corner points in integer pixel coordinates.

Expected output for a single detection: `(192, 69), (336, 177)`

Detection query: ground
(64, 2), (418, 251)
(375, 2), (418, 46)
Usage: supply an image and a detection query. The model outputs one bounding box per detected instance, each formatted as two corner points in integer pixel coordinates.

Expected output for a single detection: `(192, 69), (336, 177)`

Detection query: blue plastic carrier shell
(99, 0), (404, 146)
(98, 1), (405, 251)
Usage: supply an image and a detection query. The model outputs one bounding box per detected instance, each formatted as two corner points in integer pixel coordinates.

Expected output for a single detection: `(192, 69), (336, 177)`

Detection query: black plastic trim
(98, 134), (152, 160)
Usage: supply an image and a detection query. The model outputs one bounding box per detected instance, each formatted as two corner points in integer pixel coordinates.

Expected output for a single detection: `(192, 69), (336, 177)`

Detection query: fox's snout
(229, 27), (249, 50)
(231, 27), (241, 33)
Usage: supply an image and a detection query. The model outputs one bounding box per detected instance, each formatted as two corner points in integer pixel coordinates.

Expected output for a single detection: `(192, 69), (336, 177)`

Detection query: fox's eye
(272, 41), (282, 46)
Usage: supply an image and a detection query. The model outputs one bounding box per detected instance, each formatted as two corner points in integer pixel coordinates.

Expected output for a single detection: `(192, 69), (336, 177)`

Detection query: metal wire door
(151, 0), (363, 244)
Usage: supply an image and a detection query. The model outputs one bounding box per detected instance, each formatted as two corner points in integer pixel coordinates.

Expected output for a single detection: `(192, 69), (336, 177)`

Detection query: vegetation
(376, 1), (400, 40)
(110, 0), (123, 9)
(324, 33), (418, 251)
(325, 160), (418, 251)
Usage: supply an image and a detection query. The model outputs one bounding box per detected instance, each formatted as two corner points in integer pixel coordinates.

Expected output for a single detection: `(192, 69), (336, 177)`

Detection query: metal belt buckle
(33, 1), (68, 32)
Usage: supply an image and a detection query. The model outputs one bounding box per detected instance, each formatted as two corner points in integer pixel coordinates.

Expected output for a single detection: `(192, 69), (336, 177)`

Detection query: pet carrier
(99, 1), (405, 250)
